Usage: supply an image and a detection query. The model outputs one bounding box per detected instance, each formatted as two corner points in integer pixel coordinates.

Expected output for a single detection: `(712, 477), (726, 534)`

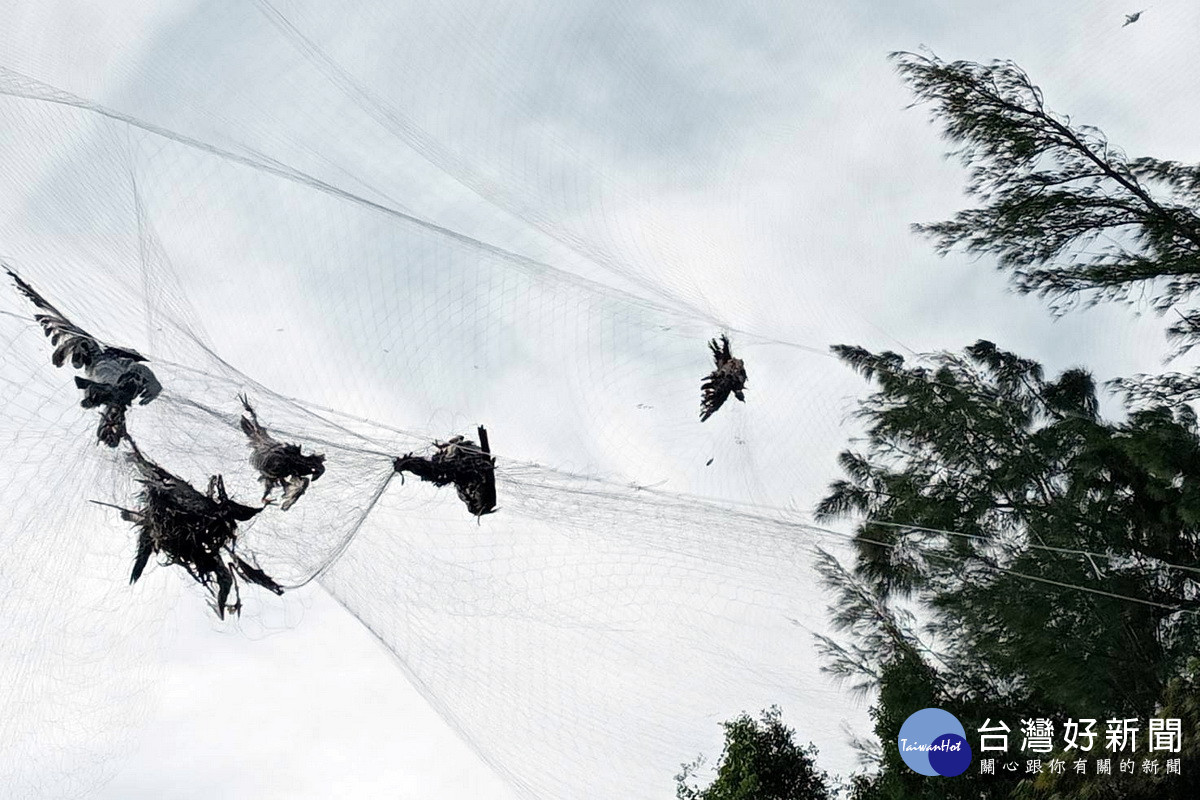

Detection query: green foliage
(821, 337), (1200, 707)
(809, 52), (1200, 799)
(895, 51), (1200, 406)
(1020, 660), (1200, 799)
(676, 707), (833, 800)
(895, 51), (1200, 317)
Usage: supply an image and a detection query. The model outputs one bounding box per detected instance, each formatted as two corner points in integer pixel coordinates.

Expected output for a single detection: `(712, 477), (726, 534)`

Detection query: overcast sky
(1, 1), (1198, 798)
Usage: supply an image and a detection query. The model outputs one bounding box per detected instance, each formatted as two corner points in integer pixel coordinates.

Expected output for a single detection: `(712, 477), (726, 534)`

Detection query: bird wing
(238, 393), (277, 447)
(7, 266), (104, 368)
(709, 334), (737, 367)
(224, 498), (264, 522)
(700, 373), (733, 422)
(137, 368), (162, 404)
(708, 337), (723, 367)
(232, 554), (284, 595)
(125, 440), (173, 484)
(239, 416), (273, 448)
(130, 528), (155, 584)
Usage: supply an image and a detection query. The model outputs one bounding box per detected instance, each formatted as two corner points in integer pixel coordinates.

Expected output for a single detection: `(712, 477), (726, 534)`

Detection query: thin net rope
(0, 2), (893, 798)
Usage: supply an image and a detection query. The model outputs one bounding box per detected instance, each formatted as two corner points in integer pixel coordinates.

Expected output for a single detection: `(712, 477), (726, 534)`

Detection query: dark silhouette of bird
(1123, 10), (1144, 26)
(100, 437), (278, 619)
(7, 267), (161, 446)
(394, 426), (497, 517)
(238, 394), (326, 510)
(700, 334), (747, 422)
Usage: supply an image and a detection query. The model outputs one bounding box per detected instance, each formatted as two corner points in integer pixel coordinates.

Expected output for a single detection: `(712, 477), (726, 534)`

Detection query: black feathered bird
(393, 427), (497, 517)
(7, 267), (161, 446)
(238, 394), (326, 510)
(700, 334), (747, 422)
(99, 437), (280, 619)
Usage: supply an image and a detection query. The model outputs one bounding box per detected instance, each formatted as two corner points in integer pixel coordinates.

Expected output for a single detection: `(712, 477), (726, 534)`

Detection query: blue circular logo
(897, 708), (972, 776)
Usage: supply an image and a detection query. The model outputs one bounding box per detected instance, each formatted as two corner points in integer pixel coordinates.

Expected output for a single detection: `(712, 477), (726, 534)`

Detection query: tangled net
(0, 1), (887, 798)
(112, 436), (283, 620)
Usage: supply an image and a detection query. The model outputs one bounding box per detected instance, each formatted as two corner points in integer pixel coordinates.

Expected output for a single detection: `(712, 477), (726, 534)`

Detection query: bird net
(0, 1), (888, 798)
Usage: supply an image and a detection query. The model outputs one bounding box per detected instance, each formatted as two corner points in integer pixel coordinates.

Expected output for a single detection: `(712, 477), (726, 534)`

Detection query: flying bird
(7, 267), (161, 446)
(101, 437), (278, 619)
(1123, 10), (1144, 26)
(700, 334), (747, 422)
(238, 394), (326, 510)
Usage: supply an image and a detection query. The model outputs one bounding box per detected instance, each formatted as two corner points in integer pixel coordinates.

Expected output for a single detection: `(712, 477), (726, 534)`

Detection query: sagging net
(0, 1), (886, 798)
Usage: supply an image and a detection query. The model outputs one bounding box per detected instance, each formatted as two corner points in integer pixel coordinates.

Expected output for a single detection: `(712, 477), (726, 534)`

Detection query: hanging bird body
(394, 426), (497, 516)
(700, 334), (747, 422)
(238, 394), (326, 510)
(7, 267), (161, 446)
(1123, 10), (1144, 26)
(101, 438), (279, 619)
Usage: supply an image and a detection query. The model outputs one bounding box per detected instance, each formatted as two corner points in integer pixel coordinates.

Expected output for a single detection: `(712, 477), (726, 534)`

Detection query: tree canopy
(676, 707), (834, 800)
(806, 52), (1200, 799)
(817, 340), (1200, 798)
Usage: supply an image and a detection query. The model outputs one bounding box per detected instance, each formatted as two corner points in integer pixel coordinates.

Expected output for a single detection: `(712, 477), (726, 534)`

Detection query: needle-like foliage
(898, 52), (1200, 323)
(818, 341), (1200, 798)
(815, 52), (1200, 800)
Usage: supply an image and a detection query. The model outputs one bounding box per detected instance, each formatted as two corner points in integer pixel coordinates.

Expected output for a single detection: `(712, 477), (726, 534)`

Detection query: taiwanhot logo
(897, 708), (973, 777)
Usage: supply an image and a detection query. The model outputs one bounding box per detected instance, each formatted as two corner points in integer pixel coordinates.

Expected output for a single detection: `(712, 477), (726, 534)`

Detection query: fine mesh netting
(0, 2), (890, 798)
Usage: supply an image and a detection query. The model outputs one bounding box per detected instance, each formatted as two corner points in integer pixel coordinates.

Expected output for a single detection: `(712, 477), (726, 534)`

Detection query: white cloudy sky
(1, 1), (1198, 798)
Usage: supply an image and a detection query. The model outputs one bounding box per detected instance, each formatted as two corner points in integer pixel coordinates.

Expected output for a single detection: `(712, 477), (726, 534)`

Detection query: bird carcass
(393, 426), (497, 516)
(700, 334), (747, 422)
(238, 394), (326, 510)
(7, 267), (162, 446)
(96, 438), (281, 619)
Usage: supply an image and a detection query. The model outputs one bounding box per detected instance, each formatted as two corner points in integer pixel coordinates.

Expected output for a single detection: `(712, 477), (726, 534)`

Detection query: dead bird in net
(393, 426), (497, 517)
(238, 393), (326, 510)
(6, 266), (162, 446)
(94, 437), (282, 619)
(699, 334), (747, 422)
